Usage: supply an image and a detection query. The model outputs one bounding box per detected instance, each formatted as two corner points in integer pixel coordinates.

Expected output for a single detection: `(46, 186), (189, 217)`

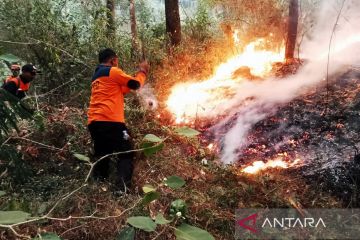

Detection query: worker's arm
(121, 86), (131, 94)
(111, 61), (149, 92)
(111, 68), (146, 90)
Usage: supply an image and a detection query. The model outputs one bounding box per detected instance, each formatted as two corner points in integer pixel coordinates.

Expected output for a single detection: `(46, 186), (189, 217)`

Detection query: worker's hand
(138, 60), (150, 75)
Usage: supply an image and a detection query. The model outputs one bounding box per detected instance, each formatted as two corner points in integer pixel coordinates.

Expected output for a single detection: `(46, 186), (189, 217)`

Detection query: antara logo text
(262, 217), (326, 228)
(237, 213), (326, 234)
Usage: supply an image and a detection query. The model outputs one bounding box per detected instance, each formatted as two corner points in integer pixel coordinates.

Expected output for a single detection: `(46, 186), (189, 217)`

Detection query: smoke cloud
(138, 84), (159, 110)
(213, 0), (360, 164)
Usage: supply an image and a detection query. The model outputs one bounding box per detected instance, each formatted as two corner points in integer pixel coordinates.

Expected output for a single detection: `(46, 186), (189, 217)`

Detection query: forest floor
(1, 42), (360, 239)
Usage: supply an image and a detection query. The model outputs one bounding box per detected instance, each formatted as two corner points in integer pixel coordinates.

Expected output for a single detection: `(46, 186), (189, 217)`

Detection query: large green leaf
(175, 224), (215, 240)
(141, 142), (164, 157)
(164, 176), (186, 189)
(127, 216), (157, 232)
(116, 226), (135, 240)
(33, 233), (62, 240)
(0, 191), (6, 197)
(155, 213), (172, 225)
(143, 134), (163, 143)
(142, 184), (156, 193)
(0, 54), (20, 63)
(174, 127), (200, 137)
(73, 153), (90, 163)
(0, 211), (31, 224)
(142, 191), (160, 205)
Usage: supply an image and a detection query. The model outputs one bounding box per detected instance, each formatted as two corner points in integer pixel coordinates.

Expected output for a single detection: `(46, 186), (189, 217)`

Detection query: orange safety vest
(5, 76), (30, 92)
(87, 65), (146, 124)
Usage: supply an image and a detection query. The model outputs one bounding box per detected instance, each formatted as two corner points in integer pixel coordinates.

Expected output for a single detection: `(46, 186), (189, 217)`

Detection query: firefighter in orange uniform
(87, 48), (149, 192)
(2, 64), (37, 100)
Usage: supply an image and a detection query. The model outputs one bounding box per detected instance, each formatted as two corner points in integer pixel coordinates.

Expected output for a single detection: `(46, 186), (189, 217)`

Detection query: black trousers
(88, 121), (134, 190)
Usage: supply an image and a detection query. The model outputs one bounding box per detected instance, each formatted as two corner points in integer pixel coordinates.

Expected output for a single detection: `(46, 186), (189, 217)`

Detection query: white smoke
(214, 0), (360, 164)
(138, 84), (158, 110)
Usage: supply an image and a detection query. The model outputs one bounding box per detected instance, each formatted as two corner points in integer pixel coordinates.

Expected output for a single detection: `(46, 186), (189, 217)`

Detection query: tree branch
(0, 137), (167, 238)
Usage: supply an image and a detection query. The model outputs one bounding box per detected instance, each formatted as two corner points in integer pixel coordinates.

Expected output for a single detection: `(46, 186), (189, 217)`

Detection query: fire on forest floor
(155, 35), (360, 206)
(165, 68), (360, 207)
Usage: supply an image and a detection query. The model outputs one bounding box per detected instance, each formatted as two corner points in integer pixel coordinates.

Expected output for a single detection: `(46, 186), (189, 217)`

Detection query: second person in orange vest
(2, 64), (37, 100)
(87, 48), (150, 193)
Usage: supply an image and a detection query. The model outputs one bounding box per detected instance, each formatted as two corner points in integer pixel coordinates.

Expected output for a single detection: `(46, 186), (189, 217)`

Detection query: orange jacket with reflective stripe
(87, 65), (146, 124)
(5, 76), (30, 91)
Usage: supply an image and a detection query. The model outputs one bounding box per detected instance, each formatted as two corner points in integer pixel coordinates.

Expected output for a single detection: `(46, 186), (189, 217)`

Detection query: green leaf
(143, 134), (163, 143)
(73, 153), (90, 163)
(116, 226), (135, 240)
(0, 54), (20, 63)
(142, 191), (160, 205)
(164, 176), (186, 189)
(127, 216), (157, 232)
(142, 184), (156, 193)
(174, 127), (200, 137)
(155, 213), (172, 225)
(141, 142), (164, 157)
(32, 232), (62, 240)
(175, 224), (215, 240)
(0, 191), (6, 197)
(0, 211), (31, 224)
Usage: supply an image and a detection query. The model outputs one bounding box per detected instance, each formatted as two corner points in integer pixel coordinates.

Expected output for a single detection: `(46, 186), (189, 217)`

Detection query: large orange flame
(166, 38), (284, 124)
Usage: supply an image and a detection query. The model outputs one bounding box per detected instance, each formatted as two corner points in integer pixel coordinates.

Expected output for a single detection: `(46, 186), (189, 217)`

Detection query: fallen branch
(0, 39), (38, 45)
(84, 138), (168, 183)
(0, 137), (167, 239)
(13, 137), (64, 151)
(0, 198), (141, 239)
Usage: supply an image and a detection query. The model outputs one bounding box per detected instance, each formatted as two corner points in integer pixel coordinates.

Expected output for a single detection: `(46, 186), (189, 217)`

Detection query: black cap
(98, 48), (118, 63)
(22, 64), (38, 74)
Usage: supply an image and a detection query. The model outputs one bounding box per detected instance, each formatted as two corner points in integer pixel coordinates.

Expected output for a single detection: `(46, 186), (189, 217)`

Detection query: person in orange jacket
(87, 48), (149, 192)
(2, 64), (37, 100)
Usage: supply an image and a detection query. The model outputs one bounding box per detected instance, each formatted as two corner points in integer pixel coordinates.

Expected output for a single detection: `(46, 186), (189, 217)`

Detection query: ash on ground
(236, 69), (360, 206)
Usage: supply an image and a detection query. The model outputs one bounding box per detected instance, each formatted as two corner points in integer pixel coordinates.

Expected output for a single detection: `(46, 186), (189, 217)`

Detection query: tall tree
(285, 0), (299, 60)
(106, 0), (116, 37)
(165, 0), (181, 46)
(129, 0), (138, 55)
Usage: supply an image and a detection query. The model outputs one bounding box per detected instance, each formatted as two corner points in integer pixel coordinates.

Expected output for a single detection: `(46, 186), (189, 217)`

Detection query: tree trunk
(129, 0), (139, 55)
(165, 0), (181, 46)
(285, 0), (299, 60)
(106, 0), (116, 37)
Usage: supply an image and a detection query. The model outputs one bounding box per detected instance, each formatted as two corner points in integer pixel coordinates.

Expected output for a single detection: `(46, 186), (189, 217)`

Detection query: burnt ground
(234, 69), (360, 207)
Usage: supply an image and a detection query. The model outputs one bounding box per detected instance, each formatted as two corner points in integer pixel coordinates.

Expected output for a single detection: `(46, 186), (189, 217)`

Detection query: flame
(233, 29), (240, 44)
(207, 143), (214, 151)
(166, 38), (284, 123)
(242, 158), (302, 174)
